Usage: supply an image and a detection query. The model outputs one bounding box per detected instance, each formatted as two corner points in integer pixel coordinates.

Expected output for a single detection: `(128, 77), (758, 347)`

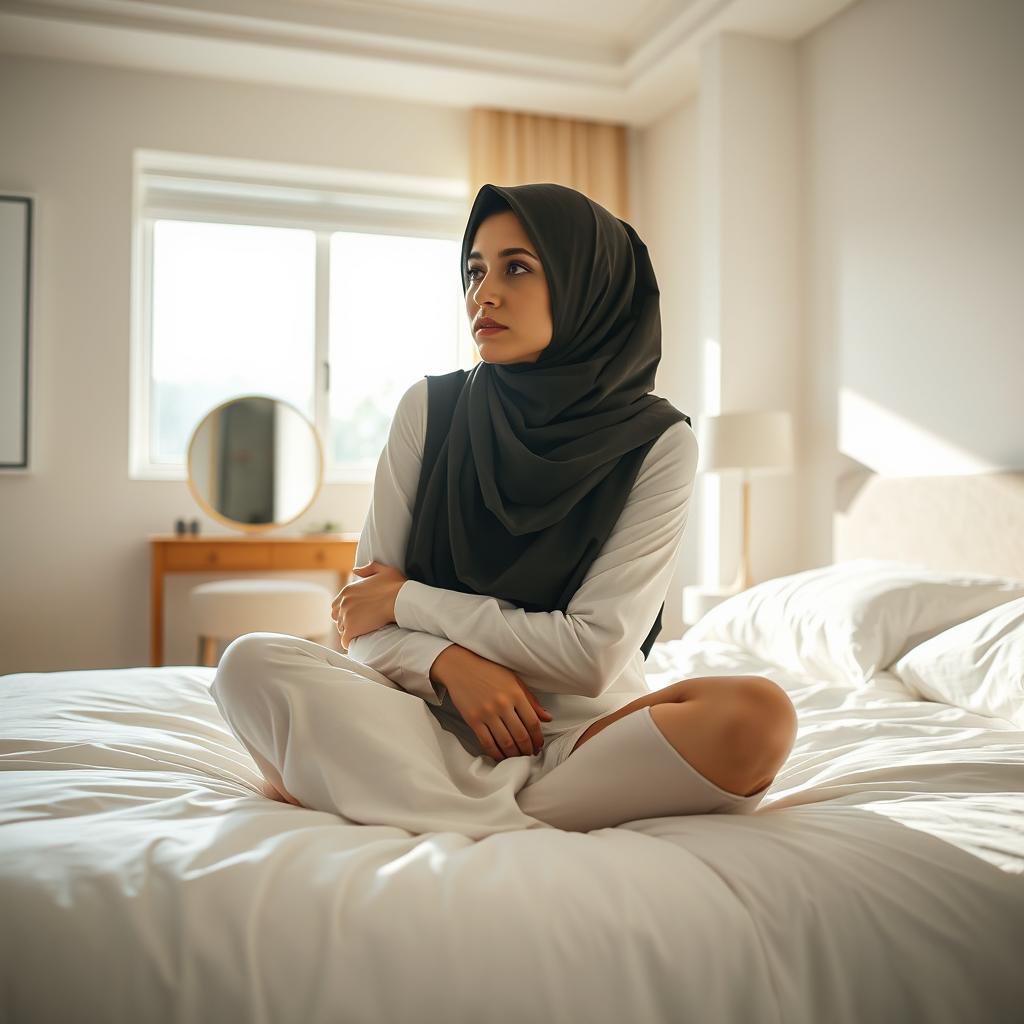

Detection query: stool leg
(200, 636), (218, 667)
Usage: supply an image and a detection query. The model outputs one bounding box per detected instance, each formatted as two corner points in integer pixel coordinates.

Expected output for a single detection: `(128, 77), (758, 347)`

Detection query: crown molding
(0, 0), (857, 126)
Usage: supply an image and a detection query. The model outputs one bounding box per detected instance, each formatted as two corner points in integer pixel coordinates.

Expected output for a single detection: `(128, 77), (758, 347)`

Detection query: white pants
(210, 633), (768, 839)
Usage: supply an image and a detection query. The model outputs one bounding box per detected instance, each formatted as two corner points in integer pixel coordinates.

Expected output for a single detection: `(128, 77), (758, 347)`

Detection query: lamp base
(682, 585), (742, 627)
(728, 475), (753, 592)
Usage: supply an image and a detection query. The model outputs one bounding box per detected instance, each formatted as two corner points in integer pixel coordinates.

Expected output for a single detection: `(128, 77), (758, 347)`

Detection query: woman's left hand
(332, 561), (408, 649)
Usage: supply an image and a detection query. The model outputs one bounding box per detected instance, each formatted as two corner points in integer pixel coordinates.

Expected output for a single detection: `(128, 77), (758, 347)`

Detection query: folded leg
(210, 632), (549, 838)
(516, 705), (770, 832)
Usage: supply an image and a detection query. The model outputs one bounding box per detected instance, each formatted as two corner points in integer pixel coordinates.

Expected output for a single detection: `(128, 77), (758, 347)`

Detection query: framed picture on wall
(0, 194), (32, 470)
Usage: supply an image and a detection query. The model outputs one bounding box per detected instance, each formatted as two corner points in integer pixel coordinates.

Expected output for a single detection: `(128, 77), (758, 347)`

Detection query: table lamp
(698, 409), (794, 592)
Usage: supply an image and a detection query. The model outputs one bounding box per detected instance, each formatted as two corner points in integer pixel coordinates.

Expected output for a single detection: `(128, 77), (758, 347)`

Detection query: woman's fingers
(517, 703), (545, 754)
(528, 690), (553, 721)
(477, 716), (519, 761)
(482, 708), (540, 760)
(519, 682), (552, 722)
(490, 716), (520, 759)
(506, 709), (536, 757)
(477, 724), (506, 762)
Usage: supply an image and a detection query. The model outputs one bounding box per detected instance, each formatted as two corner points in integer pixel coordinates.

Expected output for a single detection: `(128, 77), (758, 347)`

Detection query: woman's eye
(466, 262), (528, 281)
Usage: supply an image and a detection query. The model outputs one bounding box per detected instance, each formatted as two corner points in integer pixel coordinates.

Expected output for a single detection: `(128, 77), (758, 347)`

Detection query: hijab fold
(404, 183), (690, 654)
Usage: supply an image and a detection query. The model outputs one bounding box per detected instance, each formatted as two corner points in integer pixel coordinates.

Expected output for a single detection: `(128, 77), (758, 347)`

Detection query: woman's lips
(475, 325), (508, 336)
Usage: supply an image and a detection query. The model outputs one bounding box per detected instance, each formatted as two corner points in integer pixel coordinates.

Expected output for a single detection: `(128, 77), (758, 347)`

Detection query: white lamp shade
(698, 410), (794, 474)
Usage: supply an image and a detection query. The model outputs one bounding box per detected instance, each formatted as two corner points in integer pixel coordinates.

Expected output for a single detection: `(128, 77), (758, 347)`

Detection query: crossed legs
(214, 632), (799, 832)
(251, 671), (799, 828)
(510, 676), (797, 830)
(210, 632), (549, 837)
(569, 675), (798, 798)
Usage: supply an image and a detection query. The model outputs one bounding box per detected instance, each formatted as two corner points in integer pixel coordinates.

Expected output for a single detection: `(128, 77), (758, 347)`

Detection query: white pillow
(679, 559), (1024, 687)
(890, 597), (1024, 727)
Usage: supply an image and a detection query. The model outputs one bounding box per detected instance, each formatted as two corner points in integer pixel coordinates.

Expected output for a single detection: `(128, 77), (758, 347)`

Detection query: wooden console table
(149, 533), (360, 666)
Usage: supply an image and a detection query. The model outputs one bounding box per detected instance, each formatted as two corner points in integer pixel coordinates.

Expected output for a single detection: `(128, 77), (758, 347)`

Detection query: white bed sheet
(2, 642), (1023, 1024)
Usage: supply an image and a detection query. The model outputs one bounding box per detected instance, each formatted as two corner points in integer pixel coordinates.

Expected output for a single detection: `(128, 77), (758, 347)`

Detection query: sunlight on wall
(700, 336), (722, 585)
(839, 388), (998, 475)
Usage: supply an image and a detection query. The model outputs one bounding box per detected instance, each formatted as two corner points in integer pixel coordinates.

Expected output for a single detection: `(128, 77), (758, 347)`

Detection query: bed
(2, 470), (1024, 1023)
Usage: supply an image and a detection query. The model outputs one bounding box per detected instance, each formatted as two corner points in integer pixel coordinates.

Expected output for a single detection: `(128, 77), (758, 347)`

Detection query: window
(327, 230), (469, 474)
(150, 220), (316, 464)
(130, 150), (474, 481)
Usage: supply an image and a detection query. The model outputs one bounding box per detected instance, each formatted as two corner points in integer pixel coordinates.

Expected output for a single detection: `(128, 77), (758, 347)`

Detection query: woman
(211, 183), (797, 836)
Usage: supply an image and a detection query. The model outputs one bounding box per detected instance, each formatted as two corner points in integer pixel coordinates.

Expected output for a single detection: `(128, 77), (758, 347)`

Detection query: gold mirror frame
(185, 394), (325, 535)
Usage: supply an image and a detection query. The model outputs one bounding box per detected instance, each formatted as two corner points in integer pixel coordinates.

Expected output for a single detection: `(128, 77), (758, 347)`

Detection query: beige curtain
(468, 107), (630, 220)
(465, 107), (630, 365)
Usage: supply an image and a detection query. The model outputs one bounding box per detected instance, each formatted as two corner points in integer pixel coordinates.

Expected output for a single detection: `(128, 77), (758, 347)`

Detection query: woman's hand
(333, 561), (407, 649)
(429, 645), (553, 760)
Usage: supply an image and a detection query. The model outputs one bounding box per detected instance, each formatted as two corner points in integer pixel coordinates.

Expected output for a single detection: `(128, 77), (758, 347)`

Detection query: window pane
(328, 231), (463, 468)
(150, 219), (316, 462)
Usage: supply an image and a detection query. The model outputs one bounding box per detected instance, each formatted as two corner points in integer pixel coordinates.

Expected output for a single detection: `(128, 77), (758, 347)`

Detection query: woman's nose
(470, 276), (504, 308)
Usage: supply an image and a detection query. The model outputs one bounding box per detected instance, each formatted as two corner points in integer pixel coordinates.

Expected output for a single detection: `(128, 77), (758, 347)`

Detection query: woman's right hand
(429, 645), (553, 761)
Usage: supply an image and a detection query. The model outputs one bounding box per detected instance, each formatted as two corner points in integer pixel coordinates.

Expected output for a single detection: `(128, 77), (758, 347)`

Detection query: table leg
(151, 546), (164, 667)
(200, 636), (218, 667)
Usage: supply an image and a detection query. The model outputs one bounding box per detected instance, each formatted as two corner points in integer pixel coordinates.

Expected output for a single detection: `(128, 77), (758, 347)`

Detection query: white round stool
(189, 579), (335, 667)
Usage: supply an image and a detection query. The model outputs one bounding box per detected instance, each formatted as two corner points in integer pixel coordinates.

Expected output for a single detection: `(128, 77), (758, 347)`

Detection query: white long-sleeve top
(346, 376), (699, 740)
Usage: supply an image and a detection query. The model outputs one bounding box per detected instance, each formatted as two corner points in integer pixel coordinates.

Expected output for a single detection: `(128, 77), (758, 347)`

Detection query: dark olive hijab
(404, 183), (690, 654)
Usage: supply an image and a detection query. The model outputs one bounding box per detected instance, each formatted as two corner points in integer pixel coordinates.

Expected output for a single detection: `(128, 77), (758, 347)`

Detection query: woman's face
(466, 211), (553, 365)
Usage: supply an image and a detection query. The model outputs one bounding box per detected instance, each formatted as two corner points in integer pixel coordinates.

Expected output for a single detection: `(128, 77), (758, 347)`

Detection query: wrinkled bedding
(2, 631), (1022, 1023)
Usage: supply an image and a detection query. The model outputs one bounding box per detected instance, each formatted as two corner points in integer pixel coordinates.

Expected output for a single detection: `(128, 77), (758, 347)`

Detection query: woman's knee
(747, 676), (798, 753)
(718, 677), (797, 781)
(666, 676), (796, 793)
(211, 632), (288, 705)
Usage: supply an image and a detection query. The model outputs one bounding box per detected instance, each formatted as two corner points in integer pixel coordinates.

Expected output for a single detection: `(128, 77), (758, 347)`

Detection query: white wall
(632, 0), (1023, 598)
(0, 55), (468, 671)
(629, 98), (701, 641)
(698, 33), (802, 590)
(799, 0), (1024, 565)
(634, 33), (805, 602)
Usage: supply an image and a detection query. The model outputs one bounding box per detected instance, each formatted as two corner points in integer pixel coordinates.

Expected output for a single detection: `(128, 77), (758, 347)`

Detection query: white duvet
(2, 560), (1023, 1024)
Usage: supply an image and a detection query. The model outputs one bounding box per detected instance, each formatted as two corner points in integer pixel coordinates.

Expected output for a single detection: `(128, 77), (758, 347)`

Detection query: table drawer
(272, 543), (352, 571)
(164, 543), (274, 570)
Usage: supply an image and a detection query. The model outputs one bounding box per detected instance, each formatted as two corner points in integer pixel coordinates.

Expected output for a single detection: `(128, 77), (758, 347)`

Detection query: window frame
(129, 150), (470, 484)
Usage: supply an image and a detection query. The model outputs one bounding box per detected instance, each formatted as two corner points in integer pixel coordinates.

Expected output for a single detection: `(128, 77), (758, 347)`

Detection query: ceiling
(0, 0), (857, 126)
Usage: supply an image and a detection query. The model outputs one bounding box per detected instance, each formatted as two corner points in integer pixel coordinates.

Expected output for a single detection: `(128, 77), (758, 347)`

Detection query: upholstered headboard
(834, 468), (1024, 582)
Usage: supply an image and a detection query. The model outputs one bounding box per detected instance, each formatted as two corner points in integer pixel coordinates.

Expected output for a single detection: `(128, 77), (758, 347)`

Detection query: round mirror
(186, 395), (324, 533)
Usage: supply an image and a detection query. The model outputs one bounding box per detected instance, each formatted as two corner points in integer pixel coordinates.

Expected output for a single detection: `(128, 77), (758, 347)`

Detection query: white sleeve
(345, 377), (455, 707)
(393, 419), (699, 699)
